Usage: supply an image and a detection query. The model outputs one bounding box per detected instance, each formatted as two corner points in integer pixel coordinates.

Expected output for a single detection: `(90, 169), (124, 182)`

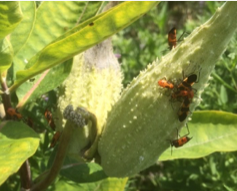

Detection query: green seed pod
(56, 38), (123, 160)
(98, 2), (237, 177)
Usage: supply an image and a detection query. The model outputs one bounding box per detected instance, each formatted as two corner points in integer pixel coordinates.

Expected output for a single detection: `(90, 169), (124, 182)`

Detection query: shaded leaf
(0, 2), (23, 40)
(17, 59), (73, 108)
(0, 38), (13, 73)
(159, 111), (237, 161)
(0, 121), (39, 185)
(52, 177), (128, 191)
(60, 156), (107, 183)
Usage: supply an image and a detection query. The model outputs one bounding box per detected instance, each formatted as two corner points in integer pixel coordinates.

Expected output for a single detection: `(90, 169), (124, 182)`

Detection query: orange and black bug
(170, 135), (192, 155)
(50, 131), (61, 148)
(44, 109), (56, 131)
(158, 78), (174, 89)
(171, 71), (200, 101)
(177, 97), (191, 122)
(178, 73), (198, 92)
(7, 108), (22, 120)
(170, 126), (192, 155)
(168, 27), (177, 50)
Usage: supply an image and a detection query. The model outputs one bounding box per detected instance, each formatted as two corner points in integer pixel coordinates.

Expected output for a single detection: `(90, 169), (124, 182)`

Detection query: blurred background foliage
(112, 2), (237, 191)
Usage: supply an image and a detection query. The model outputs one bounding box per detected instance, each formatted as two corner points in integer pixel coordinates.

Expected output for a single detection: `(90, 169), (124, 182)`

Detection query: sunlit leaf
(0, 121), (39, 185)
(0, 2), (23, 40)
(159, 111), (237, 161)
(10, 2), (159, 93)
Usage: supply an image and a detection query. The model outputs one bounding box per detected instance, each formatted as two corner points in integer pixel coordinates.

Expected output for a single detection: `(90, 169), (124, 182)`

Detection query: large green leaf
(12, 1), (102, 73)
(0, 2), (23, 40)
(0, 121), (39, 185)
(159, 111), (237, 161)
(52, 177), (128, 191)
(10, 1), (36, 57)
(10, 1), (159, 93)
(11, 1), (102, 103)
(0, 38), (13, 73)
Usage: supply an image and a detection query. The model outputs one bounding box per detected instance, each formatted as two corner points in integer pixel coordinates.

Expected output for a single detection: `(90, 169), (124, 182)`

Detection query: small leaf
(60, 156), (107, 183)
(0, 2), (23, 40)
(159, 111), (237, 161)
(220, 85), (228, 104)
(0, 121), (39, 185)
(0, 38), (13, 74)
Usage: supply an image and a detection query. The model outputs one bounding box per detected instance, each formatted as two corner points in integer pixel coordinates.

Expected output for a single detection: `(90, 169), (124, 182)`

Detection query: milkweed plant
(0, 1), (237, 191)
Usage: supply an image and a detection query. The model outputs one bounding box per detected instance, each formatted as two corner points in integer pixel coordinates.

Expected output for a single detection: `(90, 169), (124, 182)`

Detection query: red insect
(168, 27), (177, 50)
(170, 126), (192, 155)
(45, 109), (56, 131)
(158, 78), (174, 89)
(7, 108), (22, 120)
(50, 131), (61, 148)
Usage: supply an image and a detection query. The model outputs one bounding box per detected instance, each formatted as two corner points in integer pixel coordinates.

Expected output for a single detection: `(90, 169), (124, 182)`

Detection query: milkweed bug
(158, 78), (174, 89)
(50, 131), (61, 148)
(171, 70), (200, 101)
(168, 27), (177, 50)
(178, 97), (191, 122)
(170, 126), (192, 155)
(44, 109), (56, 131)
(168, 27), (187, 50)
(178, 73), (198, 92)
(7, 108), (22, 120)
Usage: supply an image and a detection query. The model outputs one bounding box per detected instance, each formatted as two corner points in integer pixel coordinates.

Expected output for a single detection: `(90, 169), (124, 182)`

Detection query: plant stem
(30, 120), (74, 191)
(19, 160), (32, 189)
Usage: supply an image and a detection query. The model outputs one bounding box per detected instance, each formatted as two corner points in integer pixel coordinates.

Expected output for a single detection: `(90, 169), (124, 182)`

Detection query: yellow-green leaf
(0, 121), (39, 185)
(0, 38), (13, 74)
(159, 111), (237, 161)
(10, 1), (159, 93)
(0, 2), (23, 40)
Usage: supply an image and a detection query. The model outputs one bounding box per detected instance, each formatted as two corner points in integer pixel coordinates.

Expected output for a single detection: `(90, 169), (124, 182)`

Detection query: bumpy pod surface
(98, 2), (237, 177)
(56, 38), (122, 159)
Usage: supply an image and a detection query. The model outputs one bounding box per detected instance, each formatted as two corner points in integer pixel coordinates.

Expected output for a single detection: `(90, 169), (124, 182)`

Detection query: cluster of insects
(158, 70), (199, 154)
(158, 27), (200, 154)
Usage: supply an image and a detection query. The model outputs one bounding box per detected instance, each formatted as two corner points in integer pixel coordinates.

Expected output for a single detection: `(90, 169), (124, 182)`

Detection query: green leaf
(220, 85), (228, 104)
(53, 177), (128, 191)
(12, 1), (102, 103)
(0, 121), (39, 185)
(60, 157), (107, 183)
(0, 2), (23, 40)
(12, 1), (102, 74)
(10, 1), (159, 93)
(10, 1), (36, 56)
(0, 38), (13, 73)
(159, 111), (237, 161)
(16, 59), (73, 108)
